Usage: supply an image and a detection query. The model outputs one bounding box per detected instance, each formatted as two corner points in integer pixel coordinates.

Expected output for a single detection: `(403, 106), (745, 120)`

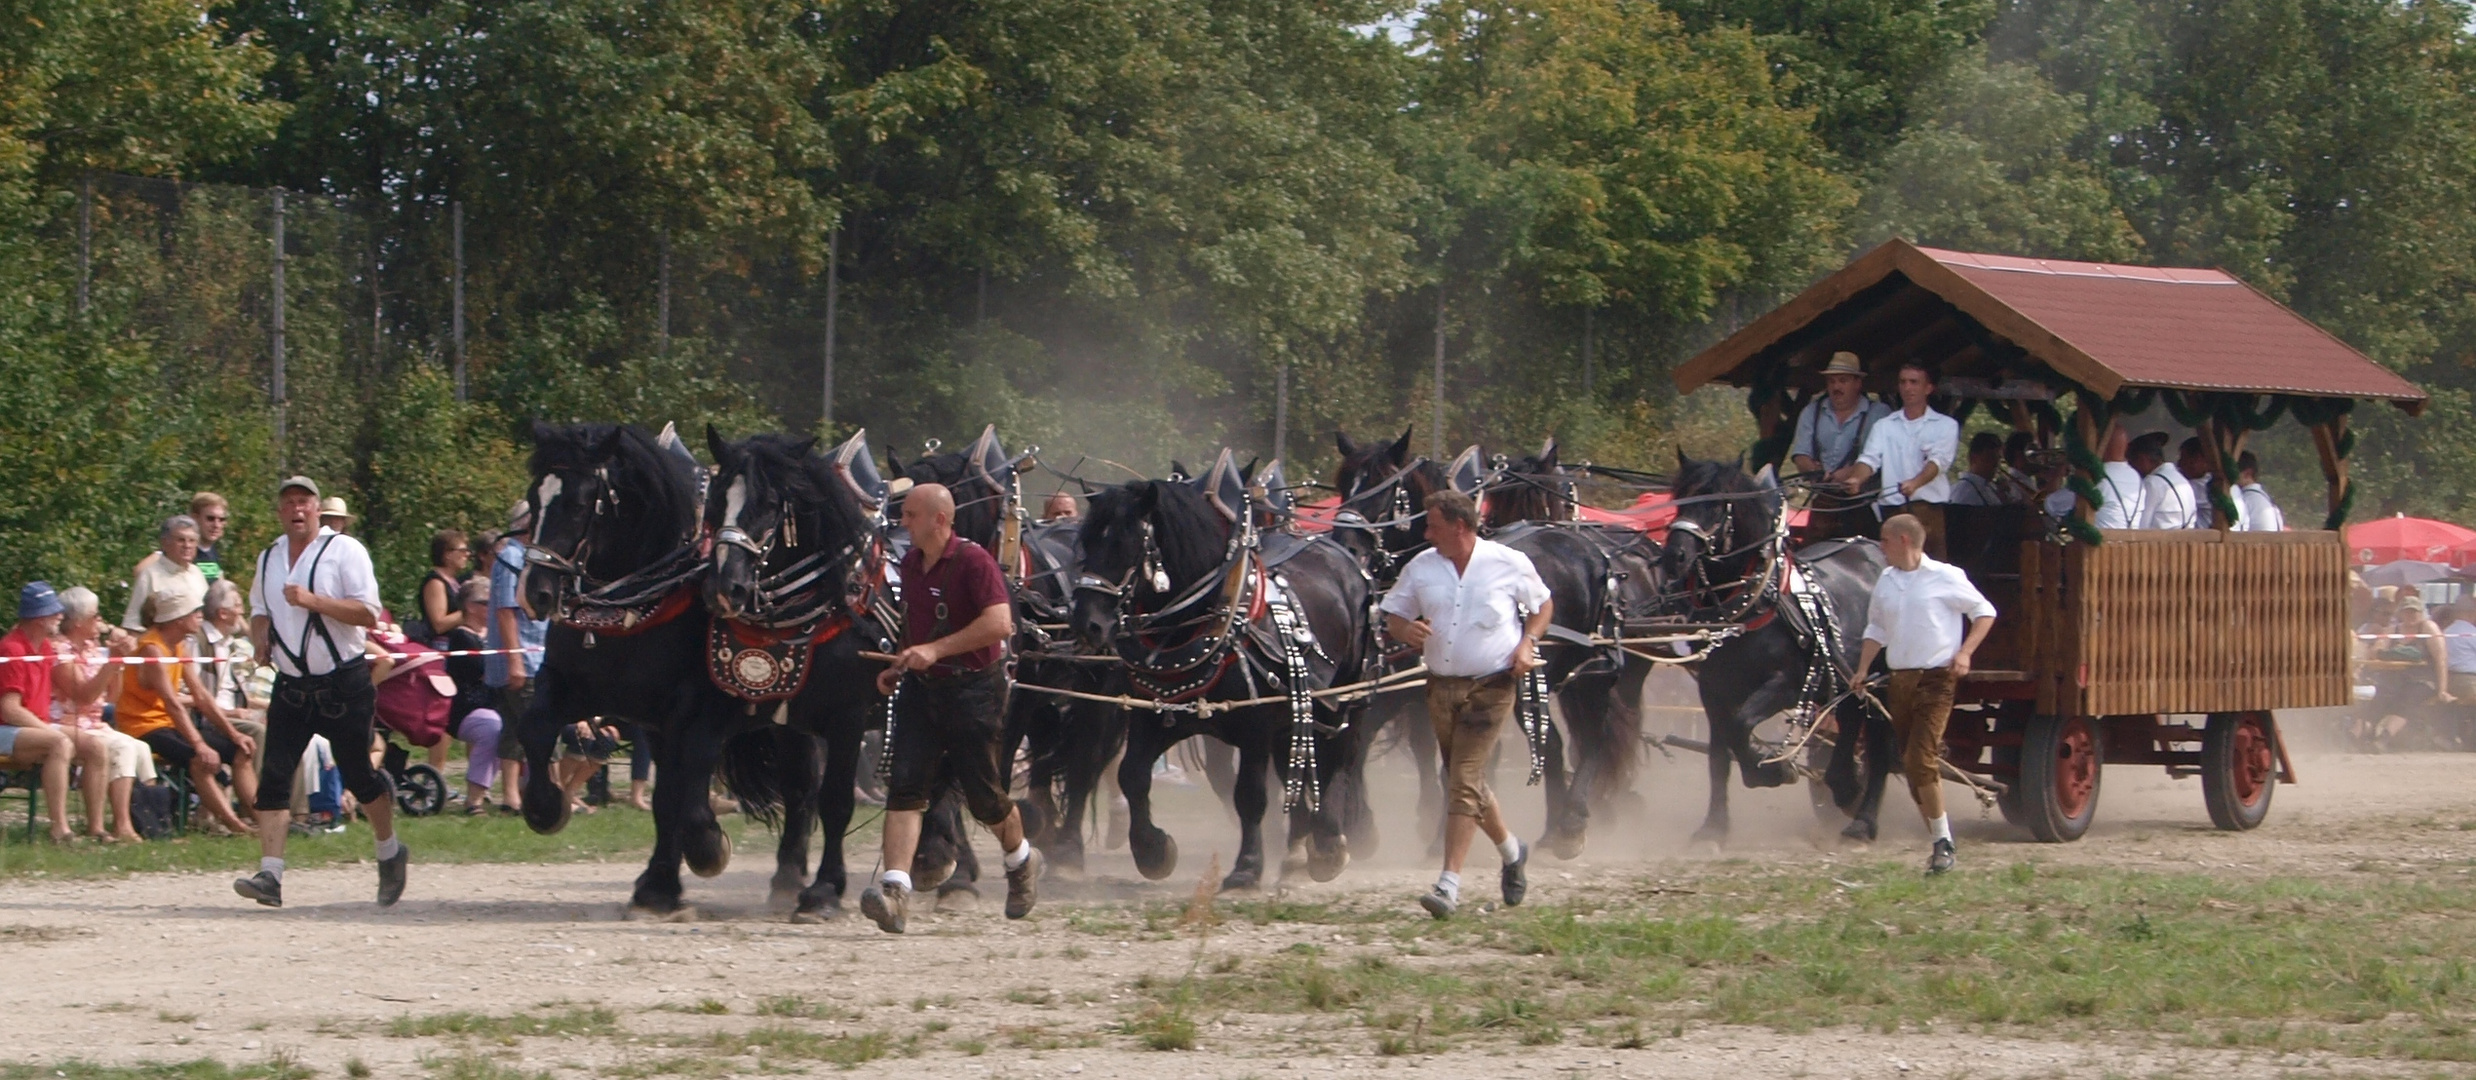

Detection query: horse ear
(1335, 431), (1358, 457)
(705, 424), (731, 465)
(1389, 426), (1414, 464)
(795, 437), (821, 459)
(1675, 445), (1690, 470)
(530, 420), (559, 446)
(596, 426), (628, 456)
(1538, 437), (1559, 469)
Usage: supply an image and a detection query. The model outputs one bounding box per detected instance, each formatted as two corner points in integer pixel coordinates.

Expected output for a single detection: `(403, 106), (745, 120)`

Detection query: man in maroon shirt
(862, 483), (1042, 933)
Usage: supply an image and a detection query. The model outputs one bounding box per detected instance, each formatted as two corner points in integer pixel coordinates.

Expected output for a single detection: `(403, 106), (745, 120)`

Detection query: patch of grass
(1062, 944), (1090, 961)
(1004, 987), (1057, 1006)
(753, 994), (849, 1020)
(702, 1027), (898, 1068)
(1, 1058), (312, 1080)
(344, 1059), (371, 1080)
(157, 1011), (200, 1024)
(676, 998), (730, 1015)
(954, 1037), (988, 1056)
(0, 805), (762, 881)
(387, 1006), (619, 1040)
(1126, 861), (2476, 1059)
(421, 1052), (554, 1080)
(1123, 1006), (1197, 1051)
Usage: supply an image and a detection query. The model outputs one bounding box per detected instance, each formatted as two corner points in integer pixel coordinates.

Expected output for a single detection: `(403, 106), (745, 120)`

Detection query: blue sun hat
(18, 581), (63, 619)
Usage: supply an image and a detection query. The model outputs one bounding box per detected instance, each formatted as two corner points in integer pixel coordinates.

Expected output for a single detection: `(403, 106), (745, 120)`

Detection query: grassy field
(0, 802), (821, 881)
(1114, 858), (2476, 1062)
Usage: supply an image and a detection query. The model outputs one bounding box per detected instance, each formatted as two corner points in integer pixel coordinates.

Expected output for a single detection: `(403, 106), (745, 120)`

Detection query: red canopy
(2345, 514), (2476, 566)
(1289, 490), (1794, 541)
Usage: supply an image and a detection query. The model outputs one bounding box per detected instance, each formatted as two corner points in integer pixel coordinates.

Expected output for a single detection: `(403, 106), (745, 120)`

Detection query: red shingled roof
(1673, 240), (2427, 411)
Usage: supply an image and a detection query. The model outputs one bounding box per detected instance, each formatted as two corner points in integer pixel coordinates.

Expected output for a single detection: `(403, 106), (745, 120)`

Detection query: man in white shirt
(122, 515), (209, 632)
(2130, 432), (2194, 530)
(2233, 452), (2285, 532)
(1380, 490), (1552, 919)
(2090, 426), (2146, 530)
(1790, 351), (1890, 539)
(232, 476), (407, 909)
(1849, 361), (1960, 557)
(2437, 604), (2476, 707)
(1852, 514), (1996, 875)
(2176, 437), (2218, 529)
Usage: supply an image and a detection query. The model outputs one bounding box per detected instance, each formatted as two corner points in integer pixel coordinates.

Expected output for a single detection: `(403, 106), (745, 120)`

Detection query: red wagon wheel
(2202, 711), (2278, 831)
(2017, 714), (2102, 842)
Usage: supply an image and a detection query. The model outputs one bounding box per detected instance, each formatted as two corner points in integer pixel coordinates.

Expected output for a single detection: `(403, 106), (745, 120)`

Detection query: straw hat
(1822, 351), (1864, 378)
(144, 579), (206, 626)
(319, 496), (354, 521)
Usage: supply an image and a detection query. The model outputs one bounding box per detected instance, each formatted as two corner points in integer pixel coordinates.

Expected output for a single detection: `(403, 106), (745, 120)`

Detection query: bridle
(710, 469), (882, 630)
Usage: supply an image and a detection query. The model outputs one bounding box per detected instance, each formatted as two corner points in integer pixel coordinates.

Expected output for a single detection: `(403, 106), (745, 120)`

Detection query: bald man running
(861, 482), (1042, 933)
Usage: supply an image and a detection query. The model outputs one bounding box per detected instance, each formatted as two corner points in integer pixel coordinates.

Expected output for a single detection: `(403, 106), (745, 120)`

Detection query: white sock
(1497, 835), (1523, 865)
(1004, 841), (1033, 870)
(1435, 870), (1461, 900)
(1929, 814), (1952, 843)
(260, 857), (285, 881)
(375, 836), (403, 860)
(881, 869), (912, 893)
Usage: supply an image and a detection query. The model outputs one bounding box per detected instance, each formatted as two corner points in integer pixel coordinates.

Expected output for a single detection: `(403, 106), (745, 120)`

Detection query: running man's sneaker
(378, 843), (411, 906)
(1418, 885), (1457, 920)
(233, 871), (282, 908)
(1004, 847), (1043, 920)
(1926, 838), (1956, 876)
(1501, 840), (1530, 908)
(861, 882), (910, 934)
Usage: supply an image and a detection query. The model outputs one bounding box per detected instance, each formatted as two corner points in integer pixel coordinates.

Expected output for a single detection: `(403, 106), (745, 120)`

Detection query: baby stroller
(373, 631), (457, 817)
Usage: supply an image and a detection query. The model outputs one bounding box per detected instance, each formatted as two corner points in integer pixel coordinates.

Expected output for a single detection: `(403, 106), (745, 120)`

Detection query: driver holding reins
(862, 482), (1042, 933)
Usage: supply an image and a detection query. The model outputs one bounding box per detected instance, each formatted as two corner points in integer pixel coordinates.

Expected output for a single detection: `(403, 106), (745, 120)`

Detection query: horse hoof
(1307, 838), (1349, 883)
(1278, 840), (1309, 882)
(685, 828), (732, 879)
(626, 903), (696, 923)
(1689, 825), (1728, 852)
(1132, 832), (1179, 881)
(788, 907), (832, 925)
(1219, 870), (1262, 893)
(1546, 830), (1586, 862)
(1839, 819), (1878, 844)
(522, 799), (570, 836)
(913, 856), (956, 893)
(936, 888), (981, 914)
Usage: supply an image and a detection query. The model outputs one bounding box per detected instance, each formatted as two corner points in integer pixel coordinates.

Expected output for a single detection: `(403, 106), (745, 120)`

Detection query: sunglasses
(201, 515), (229, 523)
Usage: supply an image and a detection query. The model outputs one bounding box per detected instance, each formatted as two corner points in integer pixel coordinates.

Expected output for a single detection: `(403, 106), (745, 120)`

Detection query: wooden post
(271, 189), (287, 471)
(2072, 402), (2101, 528)
(2311, 417), (2350, 523)
(822, 226), (840, 431)
(451, 200), (466, 402)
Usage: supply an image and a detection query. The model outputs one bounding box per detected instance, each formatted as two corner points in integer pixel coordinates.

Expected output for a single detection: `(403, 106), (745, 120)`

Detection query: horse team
(503, 421), (1899, 919)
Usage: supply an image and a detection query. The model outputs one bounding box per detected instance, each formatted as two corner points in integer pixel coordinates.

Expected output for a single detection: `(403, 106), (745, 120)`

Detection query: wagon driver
(232, 475), (407, 908)
(862, 482), (1042, 934)
(1790, 351), (1890, 540)
(1381, 489), (1552, 919)
(1851, 512), (1995, 875)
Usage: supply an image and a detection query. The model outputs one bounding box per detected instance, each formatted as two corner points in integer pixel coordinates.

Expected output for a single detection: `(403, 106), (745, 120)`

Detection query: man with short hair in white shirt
(1852, 513), (1996, 876)
(1848, 361), (1959, 557)
(2090, 426), (2146, 530)
(2130, 432), (2193, 530)
(1381, 489), (1552, 919)
(2233, 451), (2285, 532)
(232, 476), (407, 909)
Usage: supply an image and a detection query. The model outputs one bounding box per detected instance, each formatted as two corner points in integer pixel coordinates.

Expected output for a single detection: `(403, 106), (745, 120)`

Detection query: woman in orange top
(119, 586), (257, 835)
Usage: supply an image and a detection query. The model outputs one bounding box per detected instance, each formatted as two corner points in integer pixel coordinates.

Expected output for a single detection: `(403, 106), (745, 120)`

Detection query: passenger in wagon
(1851, 513), (1995, 876)
(2129, 432), (2194, 530)
(2090, 427), (2145, 530)
(1848, 360), (1959, 557)
(2176, 437), (2217, 529)
(1947, 432), (2014, 506)
(2233, 452), (2285, 532)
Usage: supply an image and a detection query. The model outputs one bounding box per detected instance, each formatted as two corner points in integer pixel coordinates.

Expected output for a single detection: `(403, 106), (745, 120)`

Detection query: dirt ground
(3, 696), (2473, 1079)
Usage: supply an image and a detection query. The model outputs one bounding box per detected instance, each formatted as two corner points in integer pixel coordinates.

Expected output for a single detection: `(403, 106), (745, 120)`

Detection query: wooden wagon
(1673, 240), (2426, 840)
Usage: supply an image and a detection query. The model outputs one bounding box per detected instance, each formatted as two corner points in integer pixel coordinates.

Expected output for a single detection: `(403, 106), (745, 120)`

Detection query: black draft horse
(1479, 439), (1664, 858)
(514, 422), (731, 915)
(1071, 478), (1371, 891)
(1660, 455), (1897, 845)
(1327, 428), (1456, 854)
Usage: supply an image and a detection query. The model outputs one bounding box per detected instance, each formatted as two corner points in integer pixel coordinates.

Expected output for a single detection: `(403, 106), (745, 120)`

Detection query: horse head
(897, 424), (1019, 552)
(1661, 451), (1782, 613)
(701, 428), (872, 623)
(1072, 479), (1231, 652)
(520, 421), (699, 620)
(1486, 437), (1576, 528)
(1332, 427), (1444, 582)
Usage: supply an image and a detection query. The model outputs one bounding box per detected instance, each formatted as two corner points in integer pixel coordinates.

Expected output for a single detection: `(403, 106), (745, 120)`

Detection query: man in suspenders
(232, 476), (407, 908)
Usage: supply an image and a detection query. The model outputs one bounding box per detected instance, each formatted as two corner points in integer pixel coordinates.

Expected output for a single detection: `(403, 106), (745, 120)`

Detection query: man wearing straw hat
(1790, 351), (1889, 540)
(232, 475), (406, 908)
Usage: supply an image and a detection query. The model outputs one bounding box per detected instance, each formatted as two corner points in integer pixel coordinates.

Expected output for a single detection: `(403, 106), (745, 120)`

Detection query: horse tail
(718, 727), (812, 830)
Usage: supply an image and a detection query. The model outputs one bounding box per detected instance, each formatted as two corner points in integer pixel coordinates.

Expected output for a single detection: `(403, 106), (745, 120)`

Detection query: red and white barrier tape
(0, 645), (547, 665)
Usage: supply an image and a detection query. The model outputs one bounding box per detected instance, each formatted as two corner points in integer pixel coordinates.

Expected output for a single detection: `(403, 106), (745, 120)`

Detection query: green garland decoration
(2058, 387), (2109, 546)
(2161, 390), (2208, 428)
(2324, 480), (2357, 532)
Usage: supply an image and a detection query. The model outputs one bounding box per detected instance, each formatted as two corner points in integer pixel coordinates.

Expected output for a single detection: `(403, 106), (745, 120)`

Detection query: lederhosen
(251, 535), (393, 811)
(885, 552), (1012, 824)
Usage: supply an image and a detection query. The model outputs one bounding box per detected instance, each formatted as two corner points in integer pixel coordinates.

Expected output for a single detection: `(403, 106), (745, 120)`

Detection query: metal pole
(1431, 283), (1446, 460)
(1583, 306), (1596, 394)
(657, 230), (671, 355)
(1273, 357), (1290, 465)
(272, 189), (287, 471)
(452, 200), (466, 402)
(76, 173), (90, 316)
(822, 227), (840, 430)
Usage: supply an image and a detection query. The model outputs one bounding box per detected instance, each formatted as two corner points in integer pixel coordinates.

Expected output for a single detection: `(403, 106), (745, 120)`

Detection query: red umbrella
(2345, 514), (2476, 566)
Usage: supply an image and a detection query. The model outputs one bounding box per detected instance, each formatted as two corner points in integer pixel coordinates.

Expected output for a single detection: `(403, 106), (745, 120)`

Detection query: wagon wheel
(396, 764), (448, 818)
(2201, 711), (2277, 831)
(2015, 714), (2101, 842)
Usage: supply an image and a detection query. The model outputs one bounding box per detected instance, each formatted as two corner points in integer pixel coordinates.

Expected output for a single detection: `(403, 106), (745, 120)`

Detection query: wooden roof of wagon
(1671, 239), (2427, 413)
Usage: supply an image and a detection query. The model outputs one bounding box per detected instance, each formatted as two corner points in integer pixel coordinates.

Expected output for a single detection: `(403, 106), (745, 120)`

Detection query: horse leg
(1690, 722), (1734, 848)
(674, 723), (734, 880)
(1121, 721), (1178, 880)
(1334, 706), (1378, 862)
(1202, 736), (1239, 819)
(1847, 707), (1900, 843)
(770, 728), (822, 911)
(1304, 716), (1358, 882)
(518, 669), (573, 836)
(629, 724), (690, 915)
(1404, 701), (1446, 857)
(936, 795), (984, 906)
(1538, 695), (1581, 859)
(1223, 741), (1270, 892)
(794, 725), (859, 921)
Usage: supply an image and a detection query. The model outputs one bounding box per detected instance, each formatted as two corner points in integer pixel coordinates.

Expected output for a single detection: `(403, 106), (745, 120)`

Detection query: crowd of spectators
(0, 489), (641, 843)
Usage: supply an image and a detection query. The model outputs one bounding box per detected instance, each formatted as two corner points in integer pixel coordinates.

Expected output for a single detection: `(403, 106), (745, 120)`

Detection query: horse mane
(530, 422), (699, 571)
(725, 433), (871, 555)
(1080, 480), (1232, 590)
(1668, 455), (1779, 577)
